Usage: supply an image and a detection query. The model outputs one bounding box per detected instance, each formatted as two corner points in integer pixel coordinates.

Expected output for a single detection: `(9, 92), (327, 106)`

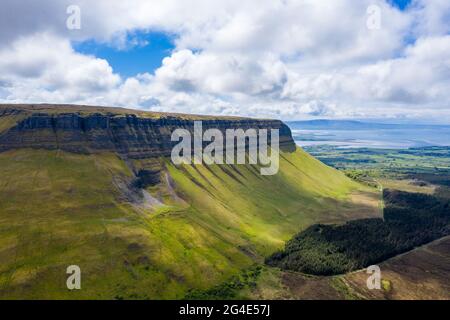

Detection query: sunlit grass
(0, 147), (377, 299)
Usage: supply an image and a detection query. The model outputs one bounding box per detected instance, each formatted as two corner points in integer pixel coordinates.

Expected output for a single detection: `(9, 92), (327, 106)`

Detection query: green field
(304, 145), (450, 177)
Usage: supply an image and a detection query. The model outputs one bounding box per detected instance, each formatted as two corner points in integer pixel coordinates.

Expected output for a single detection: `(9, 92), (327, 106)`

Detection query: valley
(187, 144), (450, 300)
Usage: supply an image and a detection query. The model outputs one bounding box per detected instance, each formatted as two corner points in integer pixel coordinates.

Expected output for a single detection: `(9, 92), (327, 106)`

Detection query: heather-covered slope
(0, 105), (380, 299)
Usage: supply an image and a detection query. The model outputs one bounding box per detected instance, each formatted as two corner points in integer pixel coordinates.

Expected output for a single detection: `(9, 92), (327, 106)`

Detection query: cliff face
(0, 105), (296, 159)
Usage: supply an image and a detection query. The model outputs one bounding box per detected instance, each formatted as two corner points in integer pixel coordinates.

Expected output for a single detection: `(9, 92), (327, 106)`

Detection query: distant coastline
(287, 120), (450, 149)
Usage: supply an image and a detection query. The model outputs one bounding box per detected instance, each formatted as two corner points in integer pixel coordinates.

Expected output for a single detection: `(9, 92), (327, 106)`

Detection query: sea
(287, 121), (450, 149)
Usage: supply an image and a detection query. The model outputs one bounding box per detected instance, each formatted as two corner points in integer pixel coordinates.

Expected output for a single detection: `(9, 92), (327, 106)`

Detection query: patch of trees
(184, 266), (262, 300)
(266, 189), (450, 275)
(344, 170), (378, 187)
(408, 172), (450, 187)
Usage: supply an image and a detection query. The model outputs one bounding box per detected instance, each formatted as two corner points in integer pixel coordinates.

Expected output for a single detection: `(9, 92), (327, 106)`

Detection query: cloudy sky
(0, 0), (449, 122)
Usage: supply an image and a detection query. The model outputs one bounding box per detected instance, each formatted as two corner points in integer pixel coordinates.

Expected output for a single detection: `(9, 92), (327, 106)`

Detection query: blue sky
(74, 32), (174, 78)
(390, 0), (412, 10)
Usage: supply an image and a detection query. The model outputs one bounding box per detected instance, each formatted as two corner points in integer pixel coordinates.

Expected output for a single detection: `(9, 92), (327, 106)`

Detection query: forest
(266, 189), (450, 275)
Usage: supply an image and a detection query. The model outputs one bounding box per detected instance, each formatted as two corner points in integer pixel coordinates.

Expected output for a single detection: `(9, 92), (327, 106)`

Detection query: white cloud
(411, 0), (450, 36)
(0, 0), (449, 122)
(0, 33), (120, 103)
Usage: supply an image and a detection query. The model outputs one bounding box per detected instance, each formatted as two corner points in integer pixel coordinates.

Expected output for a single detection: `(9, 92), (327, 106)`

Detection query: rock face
(0, 105), (296, 158)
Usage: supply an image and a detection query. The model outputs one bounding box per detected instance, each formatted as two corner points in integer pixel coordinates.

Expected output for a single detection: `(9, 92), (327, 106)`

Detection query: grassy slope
(343, 235), (450, 300)
(0, 147), (378, 299)
(0, 104), (248, 120)
(0, 115), (26, 134)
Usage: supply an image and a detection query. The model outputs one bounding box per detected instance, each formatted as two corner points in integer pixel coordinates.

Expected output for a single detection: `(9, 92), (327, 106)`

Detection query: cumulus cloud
(0, 33), (120, 103)
(0, 0), (449, 122)
(411, 0), (450, 36)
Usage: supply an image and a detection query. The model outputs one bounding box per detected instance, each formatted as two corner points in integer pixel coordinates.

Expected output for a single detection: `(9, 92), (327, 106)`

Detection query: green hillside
(0, 114), (26, 135)
(0, 147), (380, 299)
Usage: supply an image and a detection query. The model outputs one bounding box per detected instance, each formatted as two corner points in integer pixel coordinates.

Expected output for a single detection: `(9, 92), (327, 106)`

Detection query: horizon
(287, 118), (450, 126)
(3, 102), (450, 126)
(0, 1), (449, 123)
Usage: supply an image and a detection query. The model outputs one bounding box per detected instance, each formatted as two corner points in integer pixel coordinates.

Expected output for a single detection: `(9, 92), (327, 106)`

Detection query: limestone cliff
(0, 104), (296, 159)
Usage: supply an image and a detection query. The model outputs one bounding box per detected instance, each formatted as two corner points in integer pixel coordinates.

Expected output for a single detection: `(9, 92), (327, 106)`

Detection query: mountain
(287, 119), (450, 130)
(0, 104), (295, 155)
(0, 104), (380, 299)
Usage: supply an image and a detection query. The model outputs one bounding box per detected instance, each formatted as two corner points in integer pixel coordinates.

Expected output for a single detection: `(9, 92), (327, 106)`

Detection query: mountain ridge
(0, 104), (296, 158)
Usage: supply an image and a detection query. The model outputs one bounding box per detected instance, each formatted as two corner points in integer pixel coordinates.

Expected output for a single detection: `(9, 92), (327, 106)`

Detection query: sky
(0, 0), (449, 123)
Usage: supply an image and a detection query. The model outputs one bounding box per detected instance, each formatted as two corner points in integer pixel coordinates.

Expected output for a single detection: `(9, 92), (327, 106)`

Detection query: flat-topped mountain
(0, 104), (379, 299)
(0, 103), (248, 119)
(0, 104), (295, 158)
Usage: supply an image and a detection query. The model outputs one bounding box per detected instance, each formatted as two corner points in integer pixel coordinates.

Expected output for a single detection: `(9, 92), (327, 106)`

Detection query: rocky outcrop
(0, 105), (296, 158)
